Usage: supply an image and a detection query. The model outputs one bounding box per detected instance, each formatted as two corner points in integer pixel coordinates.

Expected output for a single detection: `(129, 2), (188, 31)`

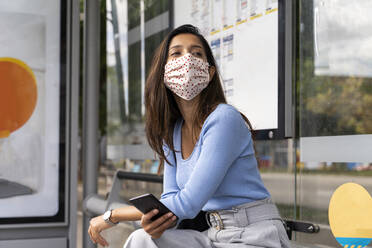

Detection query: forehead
(168, 33), (203, 49)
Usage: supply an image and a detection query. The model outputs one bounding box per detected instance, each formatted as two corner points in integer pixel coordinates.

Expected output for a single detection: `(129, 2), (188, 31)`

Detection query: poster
(0, 0), (61, 218)
(233, 0), (278, 130)
(174, 0), (279, 130)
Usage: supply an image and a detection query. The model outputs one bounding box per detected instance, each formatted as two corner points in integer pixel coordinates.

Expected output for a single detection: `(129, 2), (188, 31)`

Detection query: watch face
(103, 210), (111, 221)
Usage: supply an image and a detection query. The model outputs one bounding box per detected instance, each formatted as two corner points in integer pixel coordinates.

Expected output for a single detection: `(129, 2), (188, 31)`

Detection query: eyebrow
(169, 44), (203, 50)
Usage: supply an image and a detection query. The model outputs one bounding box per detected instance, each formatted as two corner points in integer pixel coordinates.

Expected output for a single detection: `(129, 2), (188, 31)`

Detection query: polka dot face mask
(164, 53), (210, 100)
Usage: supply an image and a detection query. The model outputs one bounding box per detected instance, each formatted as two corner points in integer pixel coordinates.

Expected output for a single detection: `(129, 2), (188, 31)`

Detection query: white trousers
(123, 218), (291, 248)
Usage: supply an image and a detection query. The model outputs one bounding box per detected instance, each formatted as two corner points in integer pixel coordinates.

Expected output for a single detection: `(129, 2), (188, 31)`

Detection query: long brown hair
(144, 24), (254, 174)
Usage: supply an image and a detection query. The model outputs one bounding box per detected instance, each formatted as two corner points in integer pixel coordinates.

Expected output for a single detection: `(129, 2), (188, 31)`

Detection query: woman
(88, 24), (291, 248)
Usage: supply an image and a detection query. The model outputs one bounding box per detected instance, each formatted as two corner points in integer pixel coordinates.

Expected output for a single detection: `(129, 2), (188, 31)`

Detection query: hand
(88, 215), (112, 247)
(141, 209), (178, 239)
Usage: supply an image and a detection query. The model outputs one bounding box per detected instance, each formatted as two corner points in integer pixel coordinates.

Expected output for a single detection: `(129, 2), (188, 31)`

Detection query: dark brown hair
(144, 24), (253, 174)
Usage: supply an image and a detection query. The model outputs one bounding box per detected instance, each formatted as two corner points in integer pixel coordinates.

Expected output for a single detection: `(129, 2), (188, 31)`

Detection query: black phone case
(129, 193), (174, 221)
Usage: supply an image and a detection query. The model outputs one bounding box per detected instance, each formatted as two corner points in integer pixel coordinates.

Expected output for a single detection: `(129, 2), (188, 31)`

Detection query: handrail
(116, 171), (163, 183)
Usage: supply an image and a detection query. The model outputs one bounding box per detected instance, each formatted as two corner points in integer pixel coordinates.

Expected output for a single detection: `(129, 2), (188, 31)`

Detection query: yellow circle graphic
(0, 57), (37, 138)
(329, 182), (372, 247)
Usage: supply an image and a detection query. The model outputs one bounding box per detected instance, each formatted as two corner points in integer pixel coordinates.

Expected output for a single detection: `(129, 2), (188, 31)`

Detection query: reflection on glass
(301, 0), (372, 137)
(314, 0), (372, 78)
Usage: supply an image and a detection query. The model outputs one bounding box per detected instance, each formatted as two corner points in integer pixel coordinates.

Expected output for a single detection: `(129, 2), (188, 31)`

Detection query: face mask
(164, 53), (210, 100)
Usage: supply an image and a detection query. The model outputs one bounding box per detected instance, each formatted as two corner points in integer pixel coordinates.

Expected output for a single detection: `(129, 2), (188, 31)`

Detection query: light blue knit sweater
(159, 103), (271, 223)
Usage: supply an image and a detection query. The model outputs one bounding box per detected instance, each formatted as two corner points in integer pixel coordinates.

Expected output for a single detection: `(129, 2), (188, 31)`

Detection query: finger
(145, 212), (172, 233)
(88, 228), (96, 244)
(89, 227), (99, 245)
(87, 227), (91, 240)
(150, 215), (177, 236)
(95, 233), (109, 247)
(91, 229), (108, 247)
(88, 226), (91, 237)
(142, 209), (159, 224)
(151, 212), (174, 228)
(147, 212), (174, 234)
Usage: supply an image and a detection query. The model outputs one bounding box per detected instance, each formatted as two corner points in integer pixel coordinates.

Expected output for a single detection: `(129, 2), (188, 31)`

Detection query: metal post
(69, 0), (81, 247)
(82, 0), (100, 247)
(110, 0), (127, 122)
(140, 0), (145, 116)
(284, 0), (293, 138)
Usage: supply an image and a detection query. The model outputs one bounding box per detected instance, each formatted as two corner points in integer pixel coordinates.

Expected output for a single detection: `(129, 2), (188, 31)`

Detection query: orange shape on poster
(0, 57), (37, 138)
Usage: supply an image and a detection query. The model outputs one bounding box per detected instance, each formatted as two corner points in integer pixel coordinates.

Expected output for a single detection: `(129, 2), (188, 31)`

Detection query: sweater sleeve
(159, 142), (184, 227)
(159, 107), (252, 221)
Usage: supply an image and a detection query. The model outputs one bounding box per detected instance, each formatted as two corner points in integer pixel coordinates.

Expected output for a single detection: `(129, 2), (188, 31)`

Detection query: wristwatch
(103, 209), (119, 226)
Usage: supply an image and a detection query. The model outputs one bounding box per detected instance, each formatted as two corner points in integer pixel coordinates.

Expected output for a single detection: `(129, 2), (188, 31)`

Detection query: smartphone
(129, 193), (176, 221)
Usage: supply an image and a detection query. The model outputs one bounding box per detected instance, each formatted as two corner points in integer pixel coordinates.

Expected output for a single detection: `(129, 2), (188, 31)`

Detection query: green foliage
(299, 57), (372, 136)
(128, 0), (140, 29)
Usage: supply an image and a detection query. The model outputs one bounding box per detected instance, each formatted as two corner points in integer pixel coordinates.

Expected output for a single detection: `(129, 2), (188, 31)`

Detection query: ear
(208, 65), (215, 81)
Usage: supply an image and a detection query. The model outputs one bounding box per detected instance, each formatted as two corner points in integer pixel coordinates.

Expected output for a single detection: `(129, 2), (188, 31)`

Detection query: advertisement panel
(0, 0), (65, 223)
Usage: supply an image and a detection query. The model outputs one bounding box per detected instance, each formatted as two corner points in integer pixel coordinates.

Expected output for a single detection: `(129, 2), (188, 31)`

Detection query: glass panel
(106, 0), (169, 178)
(255, 139), (295, 221)
(298, 0), (372, 245)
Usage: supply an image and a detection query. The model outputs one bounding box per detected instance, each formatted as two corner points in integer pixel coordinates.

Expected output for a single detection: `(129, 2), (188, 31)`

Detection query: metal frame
(284, 0), (294, 138)
(68, 0), (81, 245)
(252, 0), (293, 140)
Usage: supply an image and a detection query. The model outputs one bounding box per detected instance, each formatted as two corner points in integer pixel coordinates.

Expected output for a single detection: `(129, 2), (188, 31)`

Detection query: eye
(193, 52), (203, 57)
(170, 51), (180, 56)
